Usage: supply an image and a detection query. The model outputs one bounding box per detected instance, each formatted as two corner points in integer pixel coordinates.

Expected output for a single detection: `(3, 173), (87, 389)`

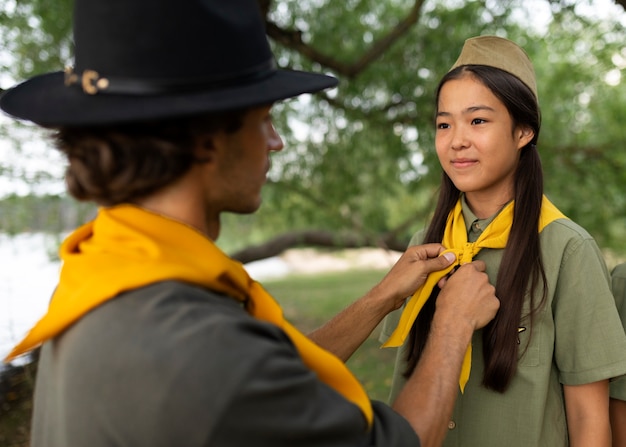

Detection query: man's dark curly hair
(54, 109), (246, 206)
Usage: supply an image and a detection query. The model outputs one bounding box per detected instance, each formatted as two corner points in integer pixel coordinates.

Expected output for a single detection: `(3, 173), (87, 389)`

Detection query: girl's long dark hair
(404, 65), (547, 392)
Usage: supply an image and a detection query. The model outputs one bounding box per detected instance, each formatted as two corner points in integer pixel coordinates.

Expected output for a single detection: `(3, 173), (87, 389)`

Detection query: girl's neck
(464, 192), (513, 219)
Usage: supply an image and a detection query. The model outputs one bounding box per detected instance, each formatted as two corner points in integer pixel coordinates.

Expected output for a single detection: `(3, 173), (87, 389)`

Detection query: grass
(264, 268), (396, 402)
(0, 268), (397, 446)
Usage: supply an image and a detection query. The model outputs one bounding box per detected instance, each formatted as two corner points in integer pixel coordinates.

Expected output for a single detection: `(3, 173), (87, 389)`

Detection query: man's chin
(228, 201), (262, 215)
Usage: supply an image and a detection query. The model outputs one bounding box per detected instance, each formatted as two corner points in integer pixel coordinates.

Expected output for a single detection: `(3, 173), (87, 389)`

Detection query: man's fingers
(420, 251), (456, 274)
(467, 259), (487, 272)
(409, 243), (447, 260)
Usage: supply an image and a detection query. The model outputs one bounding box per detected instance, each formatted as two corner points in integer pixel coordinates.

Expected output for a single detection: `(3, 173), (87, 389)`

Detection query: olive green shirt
(31, 281), (419, 447)
(381, 198), (626, 447)
(610, 263), (626, 401)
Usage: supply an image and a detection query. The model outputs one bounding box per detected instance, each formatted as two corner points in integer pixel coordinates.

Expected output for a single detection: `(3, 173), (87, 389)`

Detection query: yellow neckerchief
(5, 205), (373, 427)
(382, 195), (567, 392)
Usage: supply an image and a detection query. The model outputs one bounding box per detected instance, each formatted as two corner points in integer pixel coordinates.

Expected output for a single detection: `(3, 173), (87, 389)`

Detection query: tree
(235, 0), (626, 259)
(1, 0), (625, 261)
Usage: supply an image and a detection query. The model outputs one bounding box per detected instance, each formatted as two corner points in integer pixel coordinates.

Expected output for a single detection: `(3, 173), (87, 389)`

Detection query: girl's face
(435, 74), (533, 210)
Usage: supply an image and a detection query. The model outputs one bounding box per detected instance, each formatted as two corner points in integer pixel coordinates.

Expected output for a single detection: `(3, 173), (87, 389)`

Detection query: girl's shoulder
(408, 228), (426, 247)
(540, 217), (594, 243)
(540, 218), (608, 273)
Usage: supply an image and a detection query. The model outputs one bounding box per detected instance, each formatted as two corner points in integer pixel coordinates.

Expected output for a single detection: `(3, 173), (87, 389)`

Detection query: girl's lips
(451, 159), (477, 168)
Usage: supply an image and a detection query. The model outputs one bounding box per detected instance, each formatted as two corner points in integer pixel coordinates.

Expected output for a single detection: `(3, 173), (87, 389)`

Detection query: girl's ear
(516, 126), (535, 150)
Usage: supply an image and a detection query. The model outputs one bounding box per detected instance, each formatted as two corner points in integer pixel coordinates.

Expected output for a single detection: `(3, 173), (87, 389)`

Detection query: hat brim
(0, 69), (338, 127)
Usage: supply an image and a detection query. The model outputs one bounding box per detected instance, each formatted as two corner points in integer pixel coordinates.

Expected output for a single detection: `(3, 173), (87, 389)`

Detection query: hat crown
(449, 36), (537, 100)
(0, 0), (337, 126)
(73, 0), (273, 87)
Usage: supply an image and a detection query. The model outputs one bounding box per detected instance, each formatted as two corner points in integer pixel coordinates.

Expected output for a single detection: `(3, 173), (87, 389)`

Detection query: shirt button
(448, 420), (456, 429)
(473, 222), (481, 231)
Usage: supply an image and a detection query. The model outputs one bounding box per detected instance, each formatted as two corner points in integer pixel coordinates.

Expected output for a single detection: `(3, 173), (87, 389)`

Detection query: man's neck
(134, 166), (220, 240)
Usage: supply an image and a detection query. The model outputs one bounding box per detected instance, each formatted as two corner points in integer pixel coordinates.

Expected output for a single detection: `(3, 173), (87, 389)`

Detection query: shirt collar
(460, 194), (511, 240)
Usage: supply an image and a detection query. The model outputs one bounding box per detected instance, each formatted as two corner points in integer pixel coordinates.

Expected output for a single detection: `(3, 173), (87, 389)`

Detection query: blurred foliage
(0, 0), (625, 257)
(0, 193), (95, 235)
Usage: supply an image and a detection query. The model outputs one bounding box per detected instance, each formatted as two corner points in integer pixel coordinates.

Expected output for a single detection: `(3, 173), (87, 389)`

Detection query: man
(1, 1), (499, 446)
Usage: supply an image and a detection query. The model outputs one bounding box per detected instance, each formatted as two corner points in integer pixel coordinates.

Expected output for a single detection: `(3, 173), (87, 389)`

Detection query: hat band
(64, 59), (277, 96)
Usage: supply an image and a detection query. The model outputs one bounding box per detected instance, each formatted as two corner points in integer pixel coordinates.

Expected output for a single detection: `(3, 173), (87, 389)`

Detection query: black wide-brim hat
(0, 0), (338, 127)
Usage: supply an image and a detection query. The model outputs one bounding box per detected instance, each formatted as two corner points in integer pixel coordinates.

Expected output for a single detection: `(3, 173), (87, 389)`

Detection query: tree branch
(230, 229), (410, 264)
(264, 0), (426, 78)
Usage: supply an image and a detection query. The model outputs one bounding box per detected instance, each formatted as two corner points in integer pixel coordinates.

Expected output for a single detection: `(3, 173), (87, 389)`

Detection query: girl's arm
(610, 397), (626, 447)
(564, 380), (611, 447)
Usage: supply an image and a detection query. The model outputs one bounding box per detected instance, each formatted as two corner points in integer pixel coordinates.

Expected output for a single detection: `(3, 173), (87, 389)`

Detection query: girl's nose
(450, 127), (469, 150)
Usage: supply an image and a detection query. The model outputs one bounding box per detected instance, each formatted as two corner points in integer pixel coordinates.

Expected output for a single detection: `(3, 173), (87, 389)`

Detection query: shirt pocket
(517, 322), (541, 367)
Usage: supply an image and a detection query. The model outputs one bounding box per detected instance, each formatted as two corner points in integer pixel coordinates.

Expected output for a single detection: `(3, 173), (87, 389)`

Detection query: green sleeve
(610, 263), (626, 400)
(553, 239), (626, 385)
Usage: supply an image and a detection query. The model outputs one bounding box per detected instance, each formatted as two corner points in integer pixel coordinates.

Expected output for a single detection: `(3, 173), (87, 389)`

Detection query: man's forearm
(391, 261), (498, 447)
(308, 244), (460, 362)
(392, 317), (473, 447)
(308, 285), (392, 362)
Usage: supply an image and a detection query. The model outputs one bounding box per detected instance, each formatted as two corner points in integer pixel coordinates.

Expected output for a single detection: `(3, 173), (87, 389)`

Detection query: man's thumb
(433, 251), (456, 270)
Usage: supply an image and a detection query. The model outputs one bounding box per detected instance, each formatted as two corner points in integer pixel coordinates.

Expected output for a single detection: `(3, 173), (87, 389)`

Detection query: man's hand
(374, 244), (457, 313)
(435, 260), (499, 331)
(309, 243), (458, 361)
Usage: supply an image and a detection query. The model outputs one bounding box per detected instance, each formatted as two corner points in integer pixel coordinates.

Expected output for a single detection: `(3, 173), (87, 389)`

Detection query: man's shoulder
(119, 279), (244, 311)
(67, 280), (293, 371)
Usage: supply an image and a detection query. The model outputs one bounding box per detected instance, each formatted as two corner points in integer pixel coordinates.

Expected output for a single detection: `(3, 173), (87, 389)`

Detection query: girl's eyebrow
(436, 105), (496, 117)
(465, 105), (496, 113)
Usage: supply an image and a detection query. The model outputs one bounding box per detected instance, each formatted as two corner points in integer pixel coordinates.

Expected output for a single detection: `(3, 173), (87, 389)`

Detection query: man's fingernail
(443, 252), (456, 262)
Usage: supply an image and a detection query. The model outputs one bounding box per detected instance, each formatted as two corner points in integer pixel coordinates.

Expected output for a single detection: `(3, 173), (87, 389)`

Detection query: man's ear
(517, 126), (535, 150)
(193, 134), (217, 163)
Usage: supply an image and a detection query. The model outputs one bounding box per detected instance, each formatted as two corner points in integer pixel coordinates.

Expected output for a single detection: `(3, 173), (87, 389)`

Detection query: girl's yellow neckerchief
(383, 195), (567, 392)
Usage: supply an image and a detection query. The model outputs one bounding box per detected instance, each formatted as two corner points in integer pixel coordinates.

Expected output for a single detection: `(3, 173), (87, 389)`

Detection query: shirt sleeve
(207, 316), (419, 447)
(553, 237), (626, 385)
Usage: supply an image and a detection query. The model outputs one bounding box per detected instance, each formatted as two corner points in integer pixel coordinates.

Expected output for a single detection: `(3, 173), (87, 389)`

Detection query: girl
(381, 36), (626, 447)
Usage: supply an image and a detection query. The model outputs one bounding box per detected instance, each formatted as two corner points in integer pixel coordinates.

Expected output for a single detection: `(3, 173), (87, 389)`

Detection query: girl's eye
(437, 122), (450, 129)
(471, 118), (486, 125)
